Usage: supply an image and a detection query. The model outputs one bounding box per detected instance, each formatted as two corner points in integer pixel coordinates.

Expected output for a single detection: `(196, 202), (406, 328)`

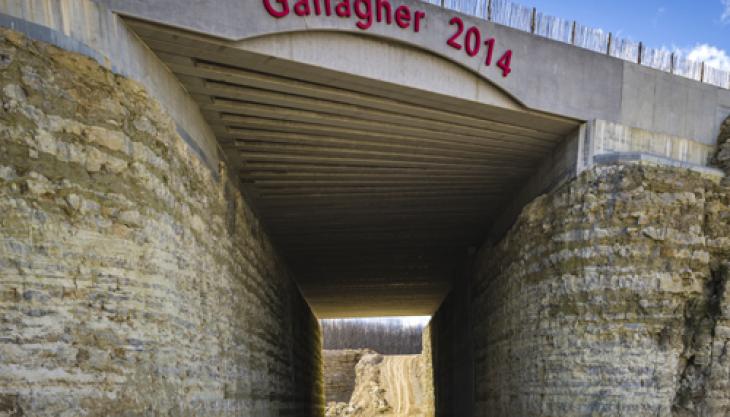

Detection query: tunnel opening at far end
(320, 317), (434, 417)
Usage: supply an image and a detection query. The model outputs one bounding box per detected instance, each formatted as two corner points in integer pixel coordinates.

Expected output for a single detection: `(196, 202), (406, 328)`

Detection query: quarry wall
(324, 327), (434, 417)
(471, 160), (730, 417)
(0, 28), (322, 417)
(324, 349), (373, 403)
(348, 352), (433, 417)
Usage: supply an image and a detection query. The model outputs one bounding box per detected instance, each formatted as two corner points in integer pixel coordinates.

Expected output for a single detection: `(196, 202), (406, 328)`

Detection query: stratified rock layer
(326, 352), (434, 417)
(325, 328), (434, 417)
(472, 163), (730, 417)
(324, 349), (375, 403)
(0, 28), (322, 416)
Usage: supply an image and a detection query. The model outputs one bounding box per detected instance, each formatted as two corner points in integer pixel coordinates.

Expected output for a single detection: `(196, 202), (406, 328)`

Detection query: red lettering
(484, 38), (495, 65)
(262, 0), (429, 37)
(263, 0), (289, 18)
(376, 0), (392, 24)
(447, 17), (463, 49)
(414, 10), (425, 32)
(335, 0), (351, 17)
(354, 0), (373, 29)
(293, 0), (311, 16)
(497, 50), (512, 77)
(394, 5), (410, 28)
(464, 26), (480, 57)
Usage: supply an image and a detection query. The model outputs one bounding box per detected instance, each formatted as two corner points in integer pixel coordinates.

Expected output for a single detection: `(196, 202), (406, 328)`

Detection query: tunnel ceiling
(126, 19), (579, 318)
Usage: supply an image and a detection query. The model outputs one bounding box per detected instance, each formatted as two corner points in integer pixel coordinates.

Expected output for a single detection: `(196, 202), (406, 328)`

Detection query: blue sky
(516, 0), (730, 69)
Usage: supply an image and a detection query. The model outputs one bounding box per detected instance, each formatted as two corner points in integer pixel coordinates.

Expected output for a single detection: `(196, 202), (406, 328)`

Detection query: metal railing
(433, 0), (730, 89)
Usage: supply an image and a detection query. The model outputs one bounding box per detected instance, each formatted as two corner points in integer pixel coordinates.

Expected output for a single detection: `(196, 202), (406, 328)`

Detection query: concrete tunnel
(1, 0), (730, 416)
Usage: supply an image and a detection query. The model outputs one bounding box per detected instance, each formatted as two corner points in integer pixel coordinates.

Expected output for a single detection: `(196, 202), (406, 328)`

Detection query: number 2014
(446, 17), (512, 77)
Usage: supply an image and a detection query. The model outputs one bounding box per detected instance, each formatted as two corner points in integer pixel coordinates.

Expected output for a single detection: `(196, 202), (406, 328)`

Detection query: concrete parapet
(584, 119), (717, 169)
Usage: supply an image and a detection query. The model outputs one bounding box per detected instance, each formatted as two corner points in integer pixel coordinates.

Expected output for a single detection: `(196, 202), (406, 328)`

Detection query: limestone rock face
(472, 163), (730, 417)
(0, 28), (322, 416)
(326, 350), (434, 417)
(324, 349), (375, 403)
(714, 116), (730, 177)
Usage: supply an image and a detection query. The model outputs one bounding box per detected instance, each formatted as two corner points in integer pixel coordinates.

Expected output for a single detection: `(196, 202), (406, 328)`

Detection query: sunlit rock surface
(0, 28), (322, 417)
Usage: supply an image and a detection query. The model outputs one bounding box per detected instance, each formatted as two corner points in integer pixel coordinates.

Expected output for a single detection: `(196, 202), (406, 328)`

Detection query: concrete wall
(429, 268), (474, 417)
(91, 0), (730, 145)
(471, 162), (729, 416)
(0, 28), (322, 416)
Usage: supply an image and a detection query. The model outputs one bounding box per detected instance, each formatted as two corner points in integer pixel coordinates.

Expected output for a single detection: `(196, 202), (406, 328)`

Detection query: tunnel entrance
(126, 18), (580, 318)
(321, 317), (433, 417)
(119, 22), (579, 413)
(0, 11), (583, 415)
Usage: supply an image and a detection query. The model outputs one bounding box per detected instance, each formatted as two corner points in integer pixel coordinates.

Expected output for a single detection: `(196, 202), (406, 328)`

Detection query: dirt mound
(324, 349), (376, 403)
(325, 352), (434, 417)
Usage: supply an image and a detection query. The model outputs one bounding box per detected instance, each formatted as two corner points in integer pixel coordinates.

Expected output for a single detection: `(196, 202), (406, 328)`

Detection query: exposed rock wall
(326, 352), (434, 417)
(354, 354), (431, 417)
(324, 349), (374, 403)
(325, 329), (434, 417)
(0, 28), (322, 416)
(472, 163), (730, 417)
(420, 325), (434, 416)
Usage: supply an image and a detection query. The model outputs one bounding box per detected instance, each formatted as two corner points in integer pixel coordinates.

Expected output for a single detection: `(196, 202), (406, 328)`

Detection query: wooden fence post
(530, 7), (536, 33)
(570, 21), (576, 44)
(700, 62), (705, 83)
(638, 42), (643, 65)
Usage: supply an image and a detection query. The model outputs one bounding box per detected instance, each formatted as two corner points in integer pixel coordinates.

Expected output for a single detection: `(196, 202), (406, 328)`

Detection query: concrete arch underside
(125, 19), (580, 317)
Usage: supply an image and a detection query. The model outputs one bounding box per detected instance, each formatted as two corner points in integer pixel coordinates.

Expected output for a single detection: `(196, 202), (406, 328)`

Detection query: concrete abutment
(1, 1), (730, 416)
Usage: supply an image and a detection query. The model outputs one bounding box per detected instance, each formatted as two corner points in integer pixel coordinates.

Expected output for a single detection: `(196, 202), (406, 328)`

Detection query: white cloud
(686, 44), (730, 70)
(723, 0), (730, 23)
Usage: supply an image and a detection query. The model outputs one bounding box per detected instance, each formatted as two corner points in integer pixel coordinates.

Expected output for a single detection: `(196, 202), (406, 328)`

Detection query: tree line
(320, 318), (426, 354)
